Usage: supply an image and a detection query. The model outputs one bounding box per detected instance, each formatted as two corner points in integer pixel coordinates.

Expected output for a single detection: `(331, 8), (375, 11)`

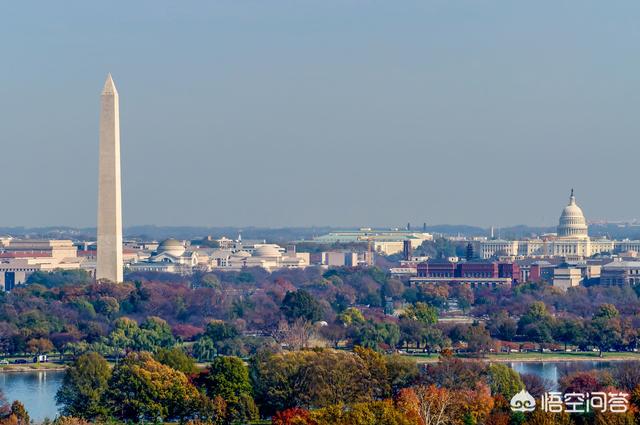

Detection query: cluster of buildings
(309, 228), (433, 255)
(0, 239), (84, 290)
(476, 191), (640, 260)
(0, 235), (313, 290)
(6, 77), (640, 296)
(128, 236), (309, 273)
(404, 191), (640, 292)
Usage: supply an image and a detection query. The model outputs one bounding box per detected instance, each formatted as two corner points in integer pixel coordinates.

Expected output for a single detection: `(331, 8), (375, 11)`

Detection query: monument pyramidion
(96, 74), (123, 283)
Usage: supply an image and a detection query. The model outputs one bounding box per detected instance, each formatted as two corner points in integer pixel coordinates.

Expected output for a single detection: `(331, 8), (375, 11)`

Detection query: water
(0, 362), (635, 422)
(0, 371), (63, 422)
(510, 360), (635, 390)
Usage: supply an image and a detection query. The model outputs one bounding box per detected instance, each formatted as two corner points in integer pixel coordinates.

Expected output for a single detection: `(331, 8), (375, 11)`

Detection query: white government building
(478, 191), (640, 260)
(128, 237), (310, 274)
(311, 228), (433, 255)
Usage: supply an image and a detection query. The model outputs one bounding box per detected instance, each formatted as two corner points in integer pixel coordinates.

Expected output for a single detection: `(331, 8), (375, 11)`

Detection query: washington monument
(96, 74), (123, 282)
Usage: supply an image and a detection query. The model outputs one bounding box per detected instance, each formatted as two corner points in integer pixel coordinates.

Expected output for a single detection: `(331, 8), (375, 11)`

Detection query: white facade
(96, 74), (123, 283)
(479, 191), (617, 260)
(311, 229), (433, 255)
(129, 239), (310, 274)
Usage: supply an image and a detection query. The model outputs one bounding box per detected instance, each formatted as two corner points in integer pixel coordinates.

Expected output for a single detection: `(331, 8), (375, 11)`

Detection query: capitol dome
(557, 190), (588, 239)
(253, 244), (282, 258)
(157, 238), (186, 256)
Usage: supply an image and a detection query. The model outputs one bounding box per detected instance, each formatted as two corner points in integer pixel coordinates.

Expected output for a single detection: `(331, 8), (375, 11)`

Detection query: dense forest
(3, 266), (639, 360)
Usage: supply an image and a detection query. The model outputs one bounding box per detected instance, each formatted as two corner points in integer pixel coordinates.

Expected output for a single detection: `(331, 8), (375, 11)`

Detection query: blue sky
(2, 1), (640, 228)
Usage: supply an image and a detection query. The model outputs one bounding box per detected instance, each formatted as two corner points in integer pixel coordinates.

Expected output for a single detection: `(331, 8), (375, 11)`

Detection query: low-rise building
(600, 260), (640, 285)
(310, 228), (433, 255)
(553, 264), (583, 291)
(0, 239), (83, 290)
(410, 260), (516, 287)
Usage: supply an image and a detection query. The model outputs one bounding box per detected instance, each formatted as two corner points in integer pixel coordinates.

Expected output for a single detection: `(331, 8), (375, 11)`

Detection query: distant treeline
(2, 223), (640, 241)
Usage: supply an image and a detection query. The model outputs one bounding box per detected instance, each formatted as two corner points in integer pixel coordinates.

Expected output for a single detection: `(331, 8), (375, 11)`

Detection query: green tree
(155, 347), (197, 374)
(594, 303), (620, 320)
(200, 356), (257, 424)
(353, 322), (400, 351)
(139, 316), (175, 349)
(281, 290), (323, 323)
(487, 363), (523, 399)
(553, 318), (585, 351)
(56, 352), (112, 419)
(93, 296), (120, 318)
(402, 302), (438, 326)
(193, 336), (217, 362)
(107, 317), (140, 355)
(338, 307), (366, 326)
(422, 327), (447, 355)
(205, 321), (240, 342)
(517, 302), (555, 345)
(196, 273), (221, 289)
(590, 304), (623, 357)
(25, 269), (92, 287)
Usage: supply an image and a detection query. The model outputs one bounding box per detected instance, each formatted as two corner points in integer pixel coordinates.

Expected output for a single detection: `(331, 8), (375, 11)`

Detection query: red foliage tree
(272, 407), (316, 425)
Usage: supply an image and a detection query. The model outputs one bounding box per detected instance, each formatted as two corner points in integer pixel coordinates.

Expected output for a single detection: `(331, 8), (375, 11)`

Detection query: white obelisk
(96, 74), (123, 283)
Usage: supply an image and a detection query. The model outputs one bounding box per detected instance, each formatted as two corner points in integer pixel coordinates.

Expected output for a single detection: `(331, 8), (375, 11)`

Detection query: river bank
(410, 351), (640, 363)
(0, 364), (67, 372)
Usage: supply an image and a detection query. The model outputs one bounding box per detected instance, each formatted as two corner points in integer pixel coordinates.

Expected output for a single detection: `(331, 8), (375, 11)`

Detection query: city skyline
(2, 1), (640, 228)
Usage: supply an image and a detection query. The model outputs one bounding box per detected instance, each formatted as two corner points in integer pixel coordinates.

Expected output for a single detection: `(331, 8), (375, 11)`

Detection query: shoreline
(487, 355), (640, 363)
(411, 353), (640, 364)
(0, 365), (67, 373)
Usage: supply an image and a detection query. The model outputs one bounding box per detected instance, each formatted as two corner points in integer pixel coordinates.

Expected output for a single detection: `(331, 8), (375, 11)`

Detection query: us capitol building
(478, 190), (640, 260)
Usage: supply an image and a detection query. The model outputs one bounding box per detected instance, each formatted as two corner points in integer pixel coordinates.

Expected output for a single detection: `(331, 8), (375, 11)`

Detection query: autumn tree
(397, 385), (460, 425)
(311, 400), (414, 425)
(251, 349), (372, 416)
(354, 346), (391, 399)
(272, 407), (315, 425)
(26, 338), (54, 355)
(103, 352), (206, 422)
(7, 401), (29, 425)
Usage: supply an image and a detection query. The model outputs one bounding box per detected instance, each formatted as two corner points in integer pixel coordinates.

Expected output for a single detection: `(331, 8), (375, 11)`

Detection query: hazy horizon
(2, 1), (640, 228)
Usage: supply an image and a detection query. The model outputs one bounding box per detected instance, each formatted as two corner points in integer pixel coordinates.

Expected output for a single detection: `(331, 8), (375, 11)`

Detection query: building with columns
(478, 191), (621, 260)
